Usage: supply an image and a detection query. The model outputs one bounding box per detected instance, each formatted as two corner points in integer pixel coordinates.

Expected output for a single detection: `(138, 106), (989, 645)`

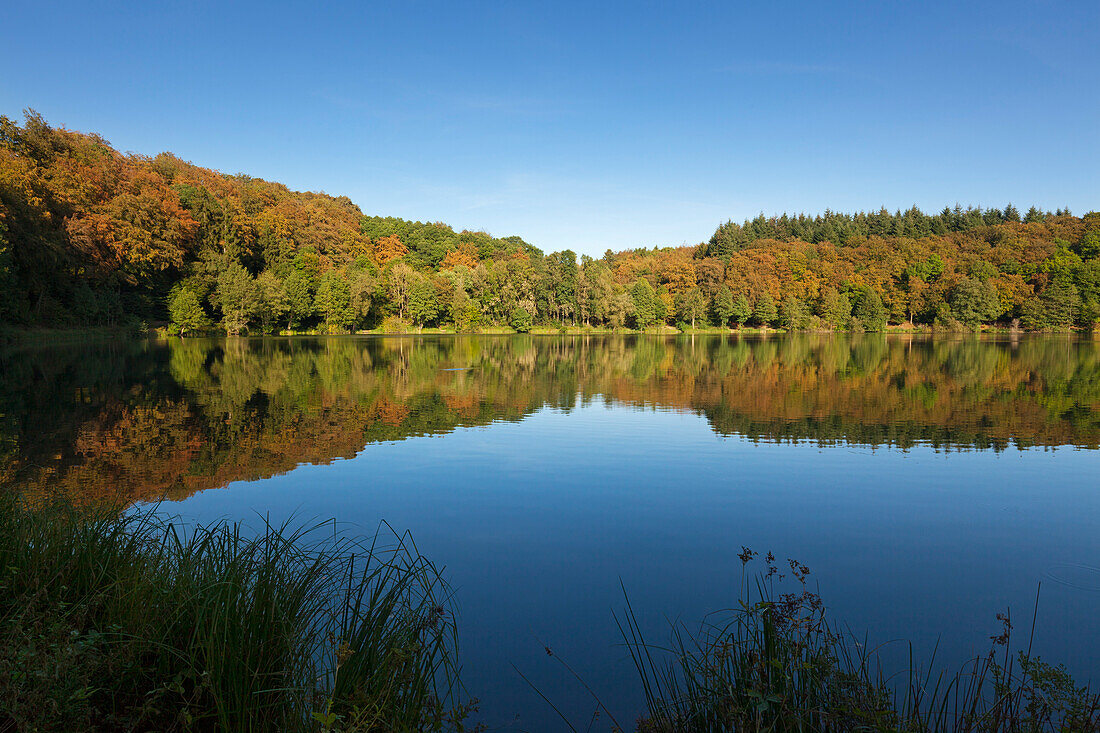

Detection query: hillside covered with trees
(2, 112), (1098, 334)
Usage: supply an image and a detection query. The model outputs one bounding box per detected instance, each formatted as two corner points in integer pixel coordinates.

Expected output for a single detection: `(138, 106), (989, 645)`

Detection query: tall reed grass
(4, 496), (1097, 732)
(619, 550), (1099, 732)
(0, 496), (479, 732)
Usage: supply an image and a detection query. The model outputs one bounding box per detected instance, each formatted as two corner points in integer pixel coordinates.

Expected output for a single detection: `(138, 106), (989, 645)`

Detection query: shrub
(510, 306), (533, 333)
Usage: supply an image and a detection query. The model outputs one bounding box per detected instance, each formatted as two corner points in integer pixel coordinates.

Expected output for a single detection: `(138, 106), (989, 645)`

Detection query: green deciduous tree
(215, 262), (257, 335)
(349, 271), (377, 327)
(545, 250), (578, 324)
(578, 261), (613, 326)
(454, 291), (483, 332)
(315, 270), (355, 331)
(407, 278), (439, 331)
(510, 305), (533, 333)
(677, 288), (707, 330)
(654, 286), (670, 325)
(819, 288), (852, 331)
(255, 271), (290, 333)
(853, 288), (887, 331)
(168, 286), (210, 336)
(284, 269), (316, 329)
(386, 263), (417, 321)
(608, 291), (632, 330)
(950, 278), (1001, 327)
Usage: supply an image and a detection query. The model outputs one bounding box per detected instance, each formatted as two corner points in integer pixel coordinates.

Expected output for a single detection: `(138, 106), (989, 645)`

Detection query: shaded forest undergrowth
(1, 498), (1096, 732)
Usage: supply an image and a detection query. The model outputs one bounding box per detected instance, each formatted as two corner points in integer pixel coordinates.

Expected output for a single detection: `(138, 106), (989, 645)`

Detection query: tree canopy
(2, 112), (1098, 334)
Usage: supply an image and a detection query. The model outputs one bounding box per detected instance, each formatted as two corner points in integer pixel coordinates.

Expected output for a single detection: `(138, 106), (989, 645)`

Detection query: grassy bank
(0, 497), (477, 732)
(0, 324), (153, 346)
(7, 323), (1093, 341)
(1, 499), (1096, 731)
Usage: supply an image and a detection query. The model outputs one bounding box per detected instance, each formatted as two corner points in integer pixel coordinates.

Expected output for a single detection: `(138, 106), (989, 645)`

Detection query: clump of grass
(0, 495), (480, 732)
(621, 549), (1099, 732)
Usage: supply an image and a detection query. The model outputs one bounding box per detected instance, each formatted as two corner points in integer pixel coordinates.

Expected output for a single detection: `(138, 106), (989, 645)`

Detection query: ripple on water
(1042, 563), (1100, 593)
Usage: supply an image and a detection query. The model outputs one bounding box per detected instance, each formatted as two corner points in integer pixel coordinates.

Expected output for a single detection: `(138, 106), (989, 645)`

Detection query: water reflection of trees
(2, 334), (1098, 505)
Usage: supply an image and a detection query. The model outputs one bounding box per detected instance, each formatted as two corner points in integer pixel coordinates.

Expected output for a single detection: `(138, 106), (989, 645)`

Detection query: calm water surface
(3, 334), (1099, 730)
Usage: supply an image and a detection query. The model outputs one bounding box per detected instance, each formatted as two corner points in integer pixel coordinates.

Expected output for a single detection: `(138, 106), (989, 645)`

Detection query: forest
(2, 111), (1099, 334)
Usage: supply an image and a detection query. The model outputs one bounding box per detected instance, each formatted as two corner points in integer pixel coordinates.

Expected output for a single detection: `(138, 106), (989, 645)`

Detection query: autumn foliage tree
(372, 234), (408, 268)
(2, 111), (1098, 334)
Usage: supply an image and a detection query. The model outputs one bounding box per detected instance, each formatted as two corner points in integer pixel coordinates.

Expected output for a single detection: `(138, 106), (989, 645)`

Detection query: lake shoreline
(4, 322), (1095, 343)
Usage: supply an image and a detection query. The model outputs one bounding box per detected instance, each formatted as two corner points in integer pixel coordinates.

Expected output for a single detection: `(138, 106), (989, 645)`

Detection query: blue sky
(2, 0), (1097, 256)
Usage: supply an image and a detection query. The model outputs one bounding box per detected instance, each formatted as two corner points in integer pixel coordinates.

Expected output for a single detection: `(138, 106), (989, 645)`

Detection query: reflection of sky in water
(162, 402), (1100, 732)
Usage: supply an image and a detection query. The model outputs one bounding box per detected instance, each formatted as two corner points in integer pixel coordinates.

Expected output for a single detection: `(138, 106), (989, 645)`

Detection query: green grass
(0, 496), (478, 732)
(0, 324), (152, 345)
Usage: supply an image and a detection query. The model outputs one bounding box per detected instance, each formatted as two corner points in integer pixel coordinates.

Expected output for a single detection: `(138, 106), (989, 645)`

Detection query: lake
(2, 333), (1098, 730)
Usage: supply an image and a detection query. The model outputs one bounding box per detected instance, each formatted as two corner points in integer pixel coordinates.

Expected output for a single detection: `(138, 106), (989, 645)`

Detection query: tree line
(2, 111), (1099, 335)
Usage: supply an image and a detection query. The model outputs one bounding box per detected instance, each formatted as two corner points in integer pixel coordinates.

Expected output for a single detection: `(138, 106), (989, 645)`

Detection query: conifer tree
(819, 288), (852, 331)
(407, 278), (439, 331)
(630, 279), (657, 329)
(753, 292), (778, 327)
(731, 294), (751, 327)
(713, 286), (735, 327)
(779, 294), (807, 330)
(853, 287), (887, 331)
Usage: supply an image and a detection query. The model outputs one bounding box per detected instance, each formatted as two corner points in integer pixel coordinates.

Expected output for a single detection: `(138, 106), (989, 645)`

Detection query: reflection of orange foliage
(8, 336), (1099, 511)
(440, 241), (480, 270)
(372, 235), (408, 266)
(443, 392), (481, 418)
(371, 397), (410, 426)
(17, 401), (201, 507)
(443, 393), (476, 410)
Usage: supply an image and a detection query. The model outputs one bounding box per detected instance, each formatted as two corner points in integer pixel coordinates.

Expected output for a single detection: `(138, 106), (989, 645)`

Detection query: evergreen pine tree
(853, 287), (887, 331)
(731, 294), (751, 327)
(713, 286), (735, 327)
(779, 294), (807, 330)
(753, 292), (778, 327)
